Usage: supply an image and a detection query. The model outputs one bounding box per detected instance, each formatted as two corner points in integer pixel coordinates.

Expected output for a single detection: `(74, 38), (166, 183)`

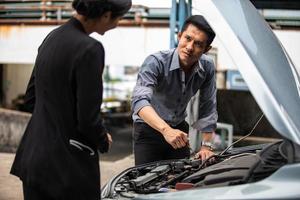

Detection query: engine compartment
(102, 140), (297, 199)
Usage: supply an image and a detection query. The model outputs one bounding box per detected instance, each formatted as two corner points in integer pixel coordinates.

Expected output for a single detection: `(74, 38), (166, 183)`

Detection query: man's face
(177, 24), (210, 69)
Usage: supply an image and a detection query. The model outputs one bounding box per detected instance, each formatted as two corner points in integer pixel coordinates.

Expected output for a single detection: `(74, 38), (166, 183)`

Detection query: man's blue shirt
(131, 48), (217, 132)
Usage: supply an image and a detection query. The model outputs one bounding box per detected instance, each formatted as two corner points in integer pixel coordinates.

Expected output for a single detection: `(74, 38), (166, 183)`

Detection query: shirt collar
(170, 49), (180, 71)
(197, 57), (205, 73)
(170, 48), (206, 73)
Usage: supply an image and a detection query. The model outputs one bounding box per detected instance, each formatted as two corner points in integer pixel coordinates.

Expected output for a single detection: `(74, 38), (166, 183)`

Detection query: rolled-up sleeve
(192, 61), (218, 132)
(131, 55), (161, 116)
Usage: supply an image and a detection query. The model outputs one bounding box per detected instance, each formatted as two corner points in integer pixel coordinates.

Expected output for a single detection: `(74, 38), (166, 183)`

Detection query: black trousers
(133, 121), (190, 165)
(23, 183), (54, 200)
(23, 183), (100, 200)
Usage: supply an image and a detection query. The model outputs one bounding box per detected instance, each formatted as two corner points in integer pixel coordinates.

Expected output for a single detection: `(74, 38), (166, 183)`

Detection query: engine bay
(102, 140), (296, 199)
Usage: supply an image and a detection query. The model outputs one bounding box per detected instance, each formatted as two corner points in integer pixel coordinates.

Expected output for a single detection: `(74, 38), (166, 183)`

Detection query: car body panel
(134, 163), (300, 200)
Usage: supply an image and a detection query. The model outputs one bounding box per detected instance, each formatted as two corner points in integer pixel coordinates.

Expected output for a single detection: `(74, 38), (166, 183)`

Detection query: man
(131, 15), (217, 165)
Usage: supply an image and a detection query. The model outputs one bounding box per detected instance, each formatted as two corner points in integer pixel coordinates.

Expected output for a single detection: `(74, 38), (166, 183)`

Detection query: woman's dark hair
(181, 15), (216, 47)
(72, 0), (132, 19)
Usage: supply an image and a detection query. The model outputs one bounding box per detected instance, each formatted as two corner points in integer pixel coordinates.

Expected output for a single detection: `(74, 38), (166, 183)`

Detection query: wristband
(201, 141), (214, 151)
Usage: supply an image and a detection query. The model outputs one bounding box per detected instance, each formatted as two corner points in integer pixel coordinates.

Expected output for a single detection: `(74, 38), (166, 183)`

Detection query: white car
(101, 0), (300, 199)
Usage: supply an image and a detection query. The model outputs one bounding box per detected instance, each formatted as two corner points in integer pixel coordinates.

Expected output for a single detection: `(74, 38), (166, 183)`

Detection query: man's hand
(162, 127), (188, 149)
(106, 133), (113, 150)
(137, 106), (188, 149)
(195, 146), (214, 160)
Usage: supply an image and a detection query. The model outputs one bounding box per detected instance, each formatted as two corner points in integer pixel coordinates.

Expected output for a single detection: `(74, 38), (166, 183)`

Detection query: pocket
(69, 139), (95, 156)
(68, 140), (100, 189)
(69, 139), (99, 172)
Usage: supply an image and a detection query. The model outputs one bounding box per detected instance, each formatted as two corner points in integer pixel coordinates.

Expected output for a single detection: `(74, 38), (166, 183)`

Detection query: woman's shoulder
(75, 38), (105, 60)
(66, 28), (104, 54)
(82, 37), (104, 54)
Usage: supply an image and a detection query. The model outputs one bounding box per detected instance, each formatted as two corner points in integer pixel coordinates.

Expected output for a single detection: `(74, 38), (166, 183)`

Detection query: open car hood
(193, 0), (300, 144)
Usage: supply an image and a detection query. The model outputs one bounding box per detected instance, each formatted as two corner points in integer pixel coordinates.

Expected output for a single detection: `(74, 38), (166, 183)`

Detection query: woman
(10, 0), (131, 199)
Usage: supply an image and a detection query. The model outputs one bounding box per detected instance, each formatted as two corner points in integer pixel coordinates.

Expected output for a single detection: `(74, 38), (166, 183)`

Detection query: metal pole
(170, 0), (178, 48)
(178, 0), (186, 31)
(170, 0), (192, 48)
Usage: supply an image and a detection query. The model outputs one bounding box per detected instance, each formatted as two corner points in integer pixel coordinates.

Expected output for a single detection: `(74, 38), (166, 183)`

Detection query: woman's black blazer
(11, 17), (109, 198)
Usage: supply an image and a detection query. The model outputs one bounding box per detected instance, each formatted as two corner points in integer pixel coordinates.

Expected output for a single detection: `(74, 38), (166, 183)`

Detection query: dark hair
(72, 0), (132, 19)
(181, 15), (216, 47)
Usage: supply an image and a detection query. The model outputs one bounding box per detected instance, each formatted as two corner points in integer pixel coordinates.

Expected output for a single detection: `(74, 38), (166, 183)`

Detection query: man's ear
(204, 45), (212, 54)
(177, 32), (182, 42)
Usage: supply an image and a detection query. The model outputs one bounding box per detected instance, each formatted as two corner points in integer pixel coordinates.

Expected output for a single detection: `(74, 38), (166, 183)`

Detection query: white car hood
(193, 0), (300, 144)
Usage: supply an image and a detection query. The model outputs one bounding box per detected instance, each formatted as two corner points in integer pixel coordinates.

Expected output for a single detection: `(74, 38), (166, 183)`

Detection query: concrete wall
(0, 25), (170, 66)
(275, 30), (300, 74)
(0, 108), (30, 152)
(2, 64), (34, 106)
(0, 25), (56, 64)
(1, 25), (299, 69)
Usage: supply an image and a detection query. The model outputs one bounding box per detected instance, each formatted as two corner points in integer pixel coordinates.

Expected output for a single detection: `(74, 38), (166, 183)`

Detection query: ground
(0, 153), (134, 200)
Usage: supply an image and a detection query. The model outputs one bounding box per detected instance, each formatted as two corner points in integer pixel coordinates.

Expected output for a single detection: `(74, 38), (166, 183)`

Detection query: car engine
(102, 140), (298, 199)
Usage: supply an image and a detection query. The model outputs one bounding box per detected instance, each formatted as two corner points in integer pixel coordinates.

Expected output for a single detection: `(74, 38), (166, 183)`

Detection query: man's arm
(132, 55), (188, 149)
(193, 59), (218, 160)
(197, 132), (214, 160)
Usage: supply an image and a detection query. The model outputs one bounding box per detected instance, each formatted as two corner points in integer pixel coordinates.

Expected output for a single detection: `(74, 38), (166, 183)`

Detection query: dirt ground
(0, 153), (134, 200)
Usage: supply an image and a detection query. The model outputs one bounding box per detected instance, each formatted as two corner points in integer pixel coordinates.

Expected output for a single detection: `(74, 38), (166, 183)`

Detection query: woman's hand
(106, 133), (113, 150)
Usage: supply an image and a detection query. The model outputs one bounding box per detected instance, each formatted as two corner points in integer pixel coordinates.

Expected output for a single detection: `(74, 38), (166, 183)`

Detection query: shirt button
(175, 111), (177, 114)
(177, 99), (180, 103)
(183, 92), (186, 95)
